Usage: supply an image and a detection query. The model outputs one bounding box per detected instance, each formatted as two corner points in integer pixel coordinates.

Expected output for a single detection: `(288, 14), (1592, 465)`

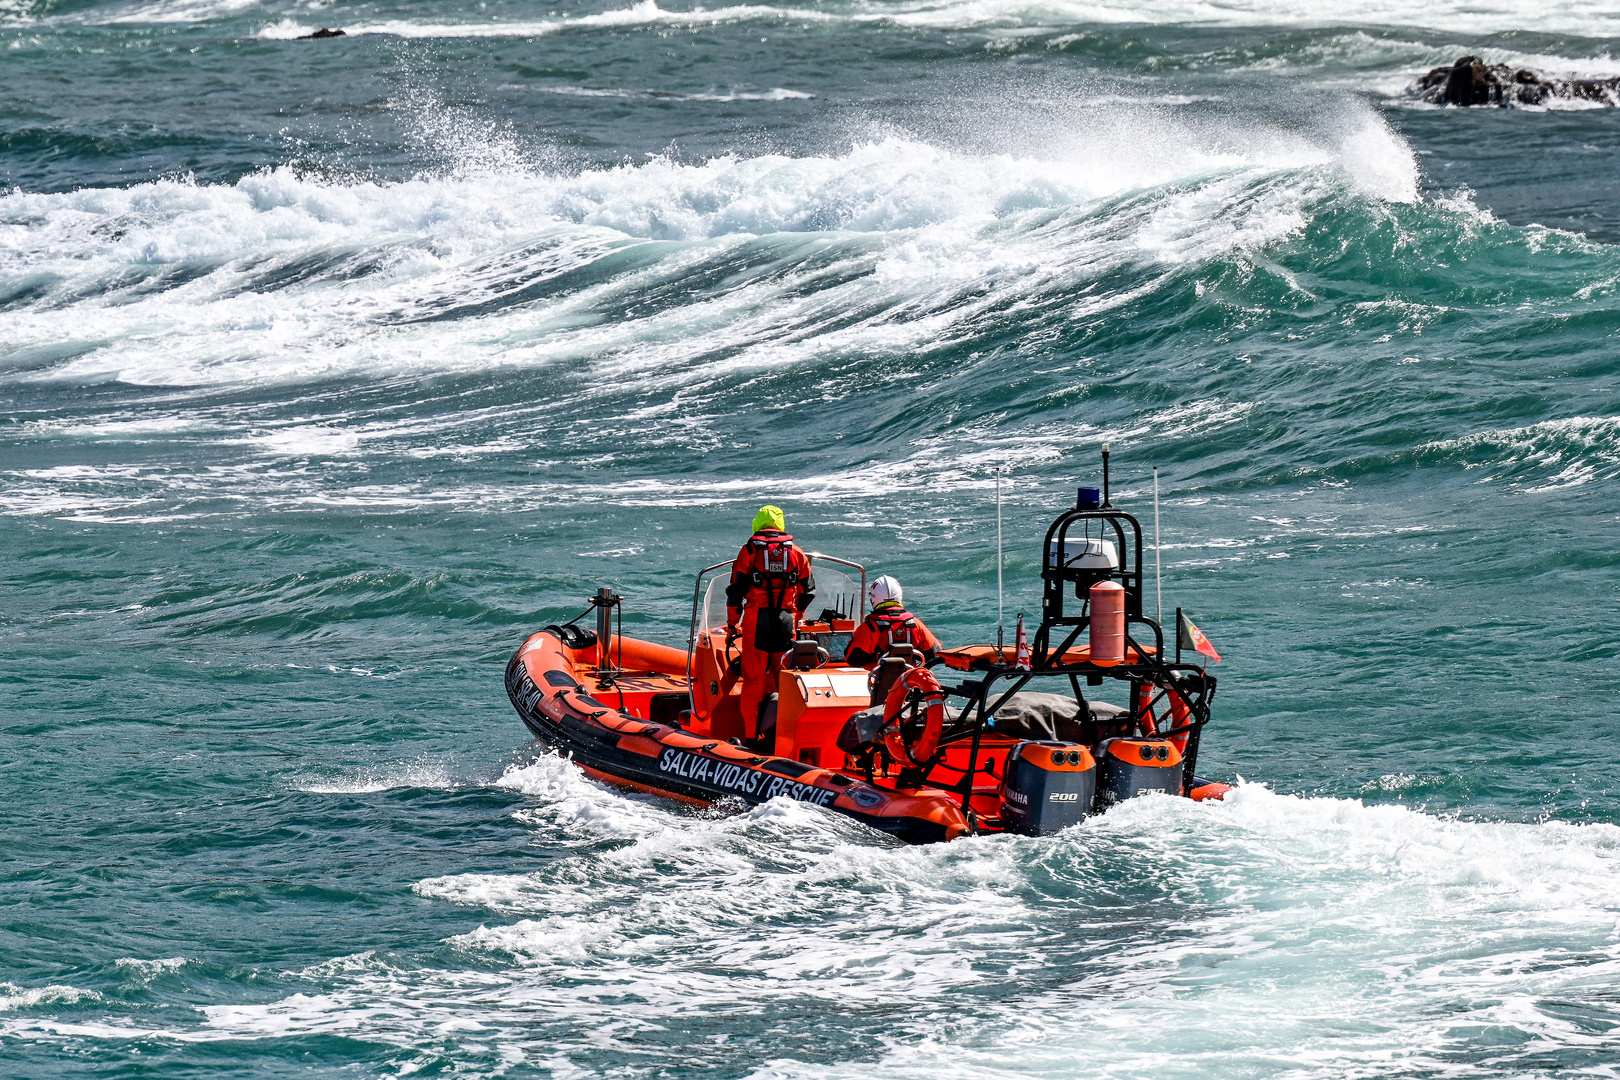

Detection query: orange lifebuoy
(882, 663), (945, 769)
(1167, 686), (1191, 754)
(1135, 681), (1193, 754)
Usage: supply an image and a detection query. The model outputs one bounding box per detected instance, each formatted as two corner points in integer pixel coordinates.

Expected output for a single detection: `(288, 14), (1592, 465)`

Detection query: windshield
(695, 554), (864, 634)
(805, 559), (861, 623)
(699, 574), (729, 634)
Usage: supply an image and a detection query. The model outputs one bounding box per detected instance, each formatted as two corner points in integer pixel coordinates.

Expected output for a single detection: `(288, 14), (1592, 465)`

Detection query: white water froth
(18, 0), (1620, 39)
(0, 118), (1415, 390)
(210, 0), (1620, 42)
(11, 784), (1617, 1078)
(295, 758), (463, 794)
(526, 82), (817, 102)
(0, 401), (1248, 523)
(489, 753), (688, 838)
(1426, 414), (1620, 493)
(862, 0), (1620, 37)
(253, 1), (837, 39)
(113, 957), (191, 983)
(0, 983), (104, 1010)
(432, 784), (1620, 1077)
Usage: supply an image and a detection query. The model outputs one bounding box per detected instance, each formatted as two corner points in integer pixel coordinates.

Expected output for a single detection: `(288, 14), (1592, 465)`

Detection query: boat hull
(506, 630), (970, 844)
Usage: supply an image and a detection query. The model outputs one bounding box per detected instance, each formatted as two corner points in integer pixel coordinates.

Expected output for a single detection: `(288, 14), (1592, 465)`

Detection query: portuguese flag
(1177, 610), (1222, 663)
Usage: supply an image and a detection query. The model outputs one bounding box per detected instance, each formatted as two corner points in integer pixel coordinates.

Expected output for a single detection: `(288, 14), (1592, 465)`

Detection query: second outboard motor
(1096, 737), (1183, 808)
(999, 741), (1096, 836)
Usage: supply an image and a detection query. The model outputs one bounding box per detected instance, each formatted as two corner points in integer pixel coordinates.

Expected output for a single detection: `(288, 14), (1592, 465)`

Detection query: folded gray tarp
(839, 692), (1126, 751)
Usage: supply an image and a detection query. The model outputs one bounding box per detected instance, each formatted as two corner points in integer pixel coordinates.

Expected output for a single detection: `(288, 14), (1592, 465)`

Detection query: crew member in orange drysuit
(726, 505), (817, 741)
(845, 576), (941, 668)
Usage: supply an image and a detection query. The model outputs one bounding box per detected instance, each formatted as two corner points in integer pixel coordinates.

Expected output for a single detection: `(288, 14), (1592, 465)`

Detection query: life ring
(1135, 682), (1193, 753)
(882, 664), (945, 769)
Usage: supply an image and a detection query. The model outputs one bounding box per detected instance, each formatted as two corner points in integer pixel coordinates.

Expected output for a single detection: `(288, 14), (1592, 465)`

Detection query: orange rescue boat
(506, 474), (1231, 842)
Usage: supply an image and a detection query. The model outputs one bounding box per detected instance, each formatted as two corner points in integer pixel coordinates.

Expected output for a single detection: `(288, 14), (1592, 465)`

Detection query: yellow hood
(752, 505), (785, 533)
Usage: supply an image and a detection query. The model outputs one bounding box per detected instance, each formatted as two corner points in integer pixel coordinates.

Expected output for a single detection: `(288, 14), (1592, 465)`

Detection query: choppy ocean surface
(4, 0), (1620, 1074)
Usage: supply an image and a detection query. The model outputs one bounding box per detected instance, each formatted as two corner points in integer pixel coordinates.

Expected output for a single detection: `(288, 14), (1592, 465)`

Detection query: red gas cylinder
(1089, 580), (1125, 667)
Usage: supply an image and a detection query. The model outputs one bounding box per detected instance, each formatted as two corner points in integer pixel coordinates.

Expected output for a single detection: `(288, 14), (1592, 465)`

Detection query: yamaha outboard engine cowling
(999, 741), (1096, 836)
(1096, 737), (1183, 807)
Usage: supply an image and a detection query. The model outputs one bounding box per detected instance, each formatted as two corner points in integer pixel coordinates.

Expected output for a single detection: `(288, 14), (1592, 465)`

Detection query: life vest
(866, 608), (926, 653)
(745, 531), (802, 611)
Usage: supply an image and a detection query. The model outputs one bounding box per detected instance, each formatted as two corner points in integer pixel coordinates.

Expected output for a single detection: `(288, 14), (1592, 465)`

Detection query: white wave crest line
(0, 427), (1170, 520)
(253, 1), (841, 40)
(1419, 415), (1620, 493)
(44, 0), (1620, 38)
(523, 83), (817, 102)
(294, 761), (463, 795)
(0, 983), (105, 1011)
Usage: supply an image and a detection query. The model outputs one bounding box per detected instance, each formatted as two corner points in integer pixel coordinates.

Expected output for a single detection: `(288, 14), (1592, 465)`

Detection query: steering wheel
(723, 624), (742, 674)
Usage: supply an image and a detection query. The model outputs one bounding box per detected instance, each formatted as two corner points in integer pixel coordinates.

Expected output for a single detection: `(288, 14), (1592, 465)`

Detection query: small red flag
(1177, 610), (1222, 663)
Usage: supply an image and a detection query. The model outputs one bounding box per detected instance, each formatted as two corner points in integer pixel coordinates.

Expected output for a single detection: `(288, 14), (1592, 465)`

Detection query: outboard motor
(999, 740), (1096, 836)
(1095, 737), (1183, 808)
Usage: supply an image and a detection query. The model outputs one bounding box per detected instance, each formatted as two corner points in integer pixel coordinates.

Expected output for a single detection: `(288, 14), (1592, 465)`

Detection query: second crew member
(845, 575), (940, 668)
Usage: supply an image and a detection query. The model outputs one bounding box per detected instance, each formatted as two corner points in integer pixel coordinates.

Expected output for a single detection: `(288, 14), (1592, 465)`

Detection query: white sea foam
(527, 83), (816, 102)
(0, 397), (1253, 523)
(0, 983), (103, 1010)
(250, 1), (837, 39)
(0, 404), (1276, 523)
(7, 783), (1620, 1079)
(248, 425), (363, 457)
(20, 416), (220, 440)
(18, 785), (1617, 1078)
(1423, 415), (1620, 493)
(857, 0), (1620, 36)
(100, 0), (261, 23)
(0, 112), (1413, 391)
(113, 957), (190, 982)
(486, 753), (687, 838)
(0, 107), (1425, 524)
(252, 16), (312, 38)
(239, 0), (1620, 42)
(22, 0), (1620, 39)
(296, 758), (463, 794)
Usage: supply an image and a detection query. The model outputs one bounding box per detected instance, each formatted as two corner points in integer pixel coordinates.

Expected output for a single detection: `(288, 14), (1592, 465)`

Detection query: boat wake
(7, 783), (1618, 1078)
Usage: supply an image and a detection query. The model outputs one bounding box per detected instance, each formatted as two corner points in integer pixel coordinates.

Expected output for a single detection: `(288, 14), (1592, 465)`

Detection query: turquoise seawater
(4, 0), (1620, 1075)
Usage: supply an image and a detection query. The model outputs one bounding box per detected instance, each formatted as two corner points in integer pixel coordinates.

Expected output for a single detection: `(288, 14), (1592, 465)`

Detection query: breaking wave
(0, 115), (1414, 389)
(17, 0), (1620, 38)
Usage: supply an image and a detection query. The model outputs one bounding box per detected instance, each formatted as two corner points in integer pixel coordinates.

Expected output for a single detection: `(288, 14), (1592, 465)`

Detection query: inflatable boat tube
(506, 629), (970, 844)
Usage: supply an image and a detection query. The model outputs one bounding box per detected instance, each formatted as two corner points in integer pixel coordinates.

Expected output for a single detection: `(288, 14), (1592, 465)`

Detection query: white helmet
(869, 575), (903, 609)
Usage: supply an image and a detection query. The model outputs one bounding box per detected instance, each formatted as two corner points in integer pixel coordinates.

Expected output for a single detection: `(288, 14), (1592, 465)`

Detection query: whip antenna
(996, 466), (1005, 657)
(1101, 442), (1112, 507)
(1153, 466), (1163, 625)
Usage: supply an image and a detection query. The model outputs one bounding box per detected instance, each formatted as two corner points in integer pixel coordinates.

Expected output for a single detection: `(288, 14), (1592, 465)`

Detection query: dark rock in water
(1409, 55), (1620, 108)
(297, 27), (346, 39)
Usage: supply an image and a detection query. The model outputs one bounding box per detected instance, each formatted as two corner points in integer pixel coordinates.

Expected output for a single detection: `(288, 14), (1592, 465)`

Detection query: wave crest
(1, 114), (1413, 388)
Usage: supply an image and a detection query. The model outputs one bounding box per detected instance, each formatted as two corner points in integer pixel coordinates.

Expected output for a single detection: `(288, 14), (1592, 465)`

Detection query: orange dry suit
(845, 606), (940, 668)
(725, 530), (816, 735)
